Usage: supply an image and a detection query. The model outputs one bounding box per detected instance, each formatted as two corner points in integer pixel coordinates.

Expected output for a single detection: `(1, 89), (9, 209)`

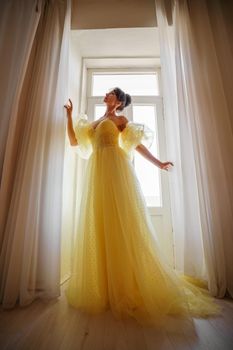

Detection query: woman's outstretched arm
(64, 98), (78, 146)
(135, 143), (173, 171)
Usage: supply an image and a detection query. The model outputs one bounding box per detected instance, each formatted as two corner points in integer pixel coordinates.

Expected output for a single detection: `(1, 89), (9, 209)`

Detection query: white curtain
(155, 0), (233, 297)
(60, 41), (84, 285)
(0, 0), (71, 308)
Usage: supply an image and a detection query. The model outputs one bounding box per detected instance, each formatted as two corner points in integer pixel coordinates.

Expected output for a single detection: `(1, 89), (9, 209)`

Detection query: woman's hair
(111, 87), (132, 112)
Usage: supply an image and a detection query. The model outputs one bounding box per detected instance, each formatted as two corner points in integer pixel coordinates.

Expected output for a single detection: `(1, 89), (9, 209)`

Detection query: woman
(64, 87), (221, 327)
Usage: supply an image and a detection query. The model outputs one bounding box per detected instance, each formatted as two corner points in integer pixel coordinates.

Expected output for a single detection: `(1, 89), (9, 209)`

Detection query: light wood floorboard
(0, 282), (232, 350)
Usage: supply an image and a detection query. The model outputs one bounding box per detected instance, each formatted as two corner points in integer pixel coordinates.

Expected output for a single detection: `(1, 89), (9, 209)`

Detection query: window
(86, 68), (165, 211)
(92, 73), (159, 96)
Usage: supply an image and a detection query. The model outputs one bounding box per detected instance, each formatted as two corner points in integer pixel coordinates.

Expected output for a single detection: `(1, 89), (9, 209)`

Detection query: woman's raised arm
(64, 98), (78, 146)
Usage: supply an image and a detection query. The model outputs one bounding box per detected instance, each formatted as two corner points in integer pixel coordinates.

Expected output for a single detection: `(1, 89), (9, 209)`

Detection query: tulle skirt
(65, 144), (222, 327)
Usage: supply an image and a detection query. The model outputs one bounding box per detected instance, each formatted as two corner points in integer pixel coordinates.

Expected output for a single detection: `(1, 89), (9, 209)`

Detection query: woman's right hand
(64, 98), (73, 117)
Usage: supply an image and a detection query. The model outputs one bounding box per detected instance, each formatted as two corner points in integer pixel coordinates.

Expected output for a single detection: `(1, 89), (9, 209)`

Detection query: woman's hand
(64, 98), (77, 145)
(64, 98), (73, 117)
(160, 161), (174, 171)
(135, 144), (174, 171)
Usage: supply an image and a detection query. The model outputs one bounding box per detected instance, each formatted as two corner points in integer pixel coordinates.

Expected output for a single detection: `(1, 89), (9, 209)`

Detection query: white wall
(70, 27), (160, 58)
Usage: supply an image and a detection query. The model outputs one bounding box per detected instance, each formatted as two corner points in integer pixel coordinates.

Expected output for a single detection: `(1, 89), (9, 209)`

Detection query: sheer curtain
(0, 0), (71, 308)
(60, 41), (84, 285)
(155, 0), (233, 297)
(0, 0), (41, 183)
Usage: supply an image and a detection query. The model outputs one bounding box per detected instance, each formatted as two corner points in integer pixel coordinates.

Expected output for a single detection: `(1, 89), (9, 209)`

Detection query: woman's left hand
(160, 161), (174, 171)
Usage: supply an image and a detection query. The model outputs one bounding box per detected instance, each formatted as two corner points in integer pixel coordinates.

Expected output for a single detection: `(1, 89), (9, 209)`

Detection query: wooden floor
(0, 282), (233, 350)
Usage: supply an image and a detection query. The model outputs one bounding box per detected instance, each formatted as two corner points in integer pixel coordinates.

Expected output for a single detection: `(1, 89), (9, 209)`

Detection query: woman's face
(103, 90), (122, 110)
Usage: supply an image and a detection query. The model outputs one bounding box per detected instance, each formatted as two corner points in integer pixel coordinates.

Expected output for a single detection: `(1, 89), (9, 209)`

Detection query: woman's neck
(104, 107), (118, 118)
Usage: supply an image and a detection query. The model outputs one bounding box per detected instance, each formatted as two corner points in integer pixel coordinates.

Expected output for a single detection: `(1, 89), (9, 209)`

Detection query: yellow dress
(65, 115), (222, 327)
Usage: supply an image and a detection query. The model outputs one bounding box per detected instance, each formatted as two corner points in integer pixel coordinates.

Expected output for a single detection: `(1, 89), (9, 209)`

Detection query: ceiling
(71, 27), (160, 57)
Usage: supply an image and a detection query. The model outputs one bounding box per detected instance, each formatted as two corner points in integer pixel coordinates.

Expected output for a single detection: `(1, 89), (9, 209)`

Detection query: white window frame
(79, 58), (171, 220)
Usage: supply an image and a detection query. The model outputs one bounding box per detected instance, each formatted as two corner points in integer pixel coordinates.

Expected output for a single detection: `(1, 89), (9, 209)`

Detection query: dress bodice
(92, 119), (121, 149)
(73, 114), (154, 160)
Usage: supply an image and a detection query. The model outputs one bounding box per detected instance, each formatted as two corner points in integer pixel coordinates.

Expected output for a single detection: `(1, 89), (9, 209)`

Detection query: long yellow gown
(65, 115), (222, 327)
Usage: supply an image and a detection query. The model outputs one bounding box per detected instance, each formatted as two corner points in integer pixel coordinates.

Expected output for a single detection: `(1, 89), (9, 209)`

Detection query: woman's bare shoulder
(117, 115), (128, 131)
(118, 115), (129, 125)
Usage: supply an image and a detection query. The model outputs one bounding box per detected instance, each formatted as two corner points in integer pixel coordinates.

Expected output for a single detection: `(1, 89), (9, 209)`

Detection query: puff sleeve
(119, 121), (154, 161)
(72, 113), (93, 159)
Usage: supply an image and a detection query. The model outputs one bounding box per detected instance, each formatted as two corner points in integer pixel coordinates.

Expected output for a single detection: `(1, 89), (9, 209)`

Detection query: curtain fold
(0, 0), (70, 308)
(155, 0), (233, 297)
(0, 0), (42, 184)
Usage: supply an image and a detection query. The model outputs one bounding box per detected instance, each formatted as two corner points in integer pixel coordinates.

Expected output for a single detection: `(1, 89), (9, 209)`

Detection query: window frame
(86, 67), (163, 98)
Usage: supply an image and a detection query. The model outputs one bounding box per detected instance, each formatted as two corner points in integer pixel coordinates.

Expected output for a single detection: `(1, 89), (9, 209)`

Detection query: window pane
(92, 74), (159, 96)
(133, 105), (162, 207)
(95, 105), (105, 120)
